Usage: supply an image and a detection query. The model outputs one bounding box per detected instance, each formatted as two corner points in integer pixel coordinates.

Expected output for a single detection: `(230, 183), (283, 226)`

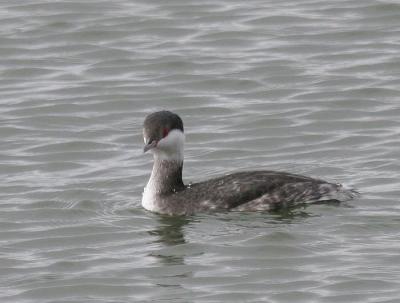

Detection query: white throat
(151, 129), (185, 162)
(142, 129), (185, 212)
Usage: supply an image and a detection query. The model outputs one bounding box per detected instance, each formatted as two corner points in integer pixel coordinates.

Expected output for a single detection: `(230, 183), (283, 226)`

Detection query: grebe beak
(143, 140), (157, 153)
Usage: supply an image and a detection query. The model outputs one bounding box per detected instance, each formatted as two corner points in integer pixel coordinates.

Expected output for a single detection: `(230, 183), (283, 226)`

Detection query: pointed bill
(143, 140), (157, 153)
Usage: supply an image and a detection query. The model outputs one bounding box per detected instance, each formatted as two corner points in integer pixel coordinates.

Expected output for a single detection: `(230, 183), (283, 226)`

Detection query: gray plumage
(142, 111), (357, 215)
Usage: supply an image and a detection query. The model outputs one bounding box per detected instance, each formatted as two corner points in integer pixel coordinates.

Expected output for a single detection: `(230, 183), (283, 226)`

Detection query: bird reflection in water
(148, 215), (192, 266)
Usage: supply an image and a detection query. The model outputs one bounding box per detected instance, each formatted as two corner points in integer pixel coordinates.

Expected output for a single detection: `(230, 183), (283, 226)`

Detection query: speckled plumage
(142, 111), (357, 215)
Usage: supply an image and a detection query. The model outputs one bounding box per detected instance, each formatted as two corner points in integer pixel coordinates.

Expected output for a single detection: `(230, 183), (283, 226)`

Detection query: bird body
(142, 111), (356, 215)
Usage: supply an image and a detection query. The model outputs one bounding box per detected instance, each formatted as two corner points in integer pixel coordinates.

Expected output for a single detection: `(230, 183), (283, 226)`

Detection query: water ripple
(1, 0), (400, 302)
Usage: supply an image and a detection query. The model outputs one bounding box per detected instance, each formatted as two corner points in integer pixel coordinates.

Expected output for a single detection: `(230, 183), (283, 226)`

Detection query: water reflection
(150, 215), (191, 245)
(149, 215), (192, 266)
(214, 208), (316, 226)
(268, 200), (347, 223)
(270, 208), (315, 222)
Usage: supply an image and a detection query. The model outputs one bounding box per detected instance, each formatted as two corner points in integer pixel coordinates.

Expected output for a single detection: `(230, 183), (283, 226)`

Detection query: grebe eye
(162, 128), (169, 138)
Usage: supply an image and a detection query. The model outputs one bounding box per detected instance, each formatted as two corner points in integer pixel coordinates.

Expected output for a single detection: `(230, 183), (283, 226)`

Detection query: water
(1, 0), (400, 302)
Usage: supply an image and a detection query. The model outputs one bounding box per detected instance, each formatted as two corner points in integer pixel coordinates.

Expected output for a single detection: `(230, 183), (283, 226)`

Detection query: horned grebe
(142, 110), (356, 215)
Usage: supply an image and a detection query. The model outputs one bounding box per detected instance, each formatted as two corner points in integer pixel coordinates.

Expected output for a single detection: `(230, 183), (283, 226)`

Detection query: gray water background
(1, 0), (400, 302)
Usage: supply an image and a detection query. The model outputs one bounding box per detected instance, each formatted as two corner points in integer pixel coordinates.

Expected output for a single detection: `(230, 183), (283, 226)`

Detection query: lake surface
(1, 0), (400, 302)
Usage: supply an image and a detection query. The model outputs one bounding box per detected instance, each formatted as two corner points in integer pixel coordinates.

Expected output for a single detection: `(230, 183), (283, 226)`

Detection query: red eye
(162, 128), (169, 138)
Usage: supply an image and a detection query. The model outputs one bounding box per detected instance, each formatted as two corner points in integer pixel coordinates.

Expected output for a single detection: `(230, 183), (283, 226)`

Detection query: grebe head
(143, 110), (185, 161)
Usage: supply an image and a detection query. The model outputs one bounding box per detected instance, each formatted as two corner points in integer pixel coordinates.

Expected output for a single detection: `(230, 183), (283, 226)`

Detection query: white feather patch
(151, 129), (185, 161)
